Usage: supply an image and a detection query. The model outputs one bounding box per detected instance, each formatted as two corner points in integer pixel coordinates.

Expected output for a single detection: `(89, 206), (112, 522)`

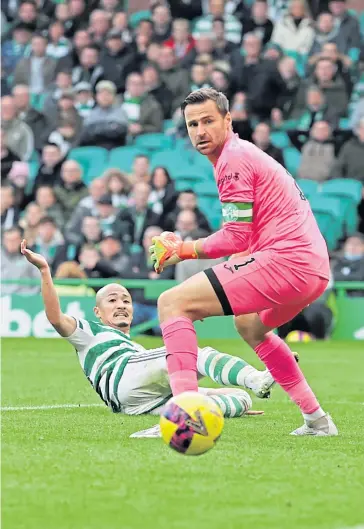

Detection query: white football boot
(290, 414), (338, 436)
(130, 424), (161, 438)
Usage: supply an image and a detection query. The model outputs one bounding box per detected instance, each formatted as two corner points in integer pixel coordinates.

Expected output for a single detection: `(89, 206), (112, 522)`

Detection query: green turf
(2, 338), (364, 529)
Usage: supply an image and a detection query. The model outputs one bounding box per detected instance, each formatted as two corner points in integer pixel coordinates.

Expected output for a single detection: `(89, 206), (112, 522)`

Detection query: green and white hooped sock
(210, 391), (252, 418)
(197, 347), (257, 388)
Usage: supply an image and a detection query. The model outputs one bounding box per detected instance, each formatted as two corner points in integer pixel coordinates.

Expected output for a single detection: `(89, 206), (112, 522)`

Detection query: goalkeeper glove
(149, 232), (199, 273)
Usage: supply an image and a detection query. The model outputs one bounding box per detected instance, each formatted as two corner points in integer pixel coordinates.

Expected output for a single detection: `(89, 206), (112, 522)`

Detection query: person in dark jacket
(163, 189), (211, 233)
(32, 143), (64, 194)
(56, 29), (91, 72)
(242, 0), (274, 46)
(149, 166), (178, 225)
(252, 122), (285, 167)
(12, 84), (52, 152)
(331, 119), (364, 183)
(100, 28), (136, 94)
(332, 234), (364, 297)
(142, 63), (174, 120)
(78, 243), (119, 280)
(118, 182), (161, 250)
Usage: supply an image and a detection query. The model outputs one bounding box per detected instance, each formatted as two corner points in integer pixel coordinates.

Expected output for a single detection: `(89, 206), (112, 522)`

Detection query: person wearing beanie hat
(74, 82), (95, 118)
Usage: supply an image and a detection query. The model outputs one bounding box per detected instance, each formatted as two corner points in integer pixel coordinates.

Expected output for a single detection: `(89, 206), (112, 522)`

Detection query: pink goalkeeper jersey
(203, 132), (330, 280)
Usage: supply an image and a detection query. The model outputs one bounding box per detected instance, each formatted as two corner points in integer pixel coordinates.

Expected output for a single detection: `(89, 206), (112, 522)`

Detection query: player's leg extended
(197, 346), (275, 398)
(198, 387), (253, 417)
(158, 272), (226, 396)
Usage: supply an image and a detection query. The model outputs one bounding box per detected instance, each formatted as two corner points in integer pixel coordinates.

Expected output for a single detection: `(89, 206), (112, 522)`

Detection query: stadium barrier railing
(1, 279), (364, 340)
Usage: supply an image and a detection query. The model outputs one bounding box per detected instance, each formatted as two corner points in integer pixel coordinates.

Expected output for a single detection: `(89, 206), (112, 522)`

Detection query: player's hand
(20, 239), (49, 271)
(149, 232), (183, 273)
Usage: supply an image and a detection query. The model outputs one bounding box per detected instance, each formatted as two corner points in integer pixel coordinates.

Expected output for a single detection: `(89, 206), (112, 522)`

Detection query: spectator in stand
(129, 154), (151, 185)
(190, 62), (211, 91)
(122, 72), (163, 138)
(32, 143), (64, 193)
(19, 202), (44, 246)
(71, 45), (104, 91)
(43, 70), (73, 120)
(1, 128), (20, 181)
(308, 41), (352, 95)
(290, 58), (349, 119)
(230, 92), (253, 141)
(13, 33), (57, 95)
(298, 120), (335, 181)
(81, 80), (128, 149)
(57, 29), (91, 72)
(231, 33), (285, 121)
(1, 96), (34, 161)
(51, 89), (83, 140)
(6, 161), (29, 205)
(2, 22), (32, 76)
(1, 226), (40, 296)
(209, 62), (231, 99)
(331, 118), (364, 183)
(53, 3), (74, 38)
(89, 9), (111, 45)
(53, 261), (95, 297)
(112, 11), (130, 33)
(211, 18), (238, 61)
(78, 243), (118, 279)
(1, 184), (19, 230)
(332, 234), (364, 296)
(48, 117), (80, 155)
(32, 216), (64, 268)
(65, 177), (107, 240)
(252, 122), (285, 166)
(100, 28), (136, 94)
(12, 84), (52, 152)
(65, 0), (89, 38)
(149, 166), (177, 221)
(119, 181), (160, 250)
(99, 235), (131, 276)
(156, 46), (190, 113)
(93, 193), (125, 240)
(181, 34), (214, 69)
(54, 160), (88, 223)
(104, 168), (131, 208)
(328, 0), (361, 54)
(145, 41), (162, 64)
(163, 189), (211, 233)
(309, 12), (344, 57)
(151, 3), (172, 43)
(193, 0), (242, 45)
(73, 82), (95, 119)
(271, 0), (315, 55)
(142, 63), (174, 120)
(2, 0), (49, 43)
(35, 186), (64, 229)
(271, 56), (301, 123)
(164, 18), (195, 60)
(243, 0), (274, 46)
(129, 225), (174, 335)
(46, 20), (71, 60)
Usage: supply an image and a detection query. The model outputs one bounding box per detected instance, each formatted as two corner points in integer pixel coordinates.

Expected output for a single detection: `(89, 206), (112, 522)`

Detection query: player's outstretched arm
(20, 240), (77, 337)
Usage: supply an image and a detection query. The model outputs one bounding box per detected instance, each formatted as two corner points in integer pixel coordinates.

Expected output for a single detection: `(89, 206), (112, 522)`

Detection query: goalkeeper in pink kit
(151, 88), (338, 436)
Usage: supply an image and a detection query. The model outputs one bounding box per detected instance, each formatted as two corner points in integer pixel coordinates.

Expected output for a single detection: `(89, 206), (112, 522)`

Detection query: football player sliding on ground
(21, 240), (283, 438)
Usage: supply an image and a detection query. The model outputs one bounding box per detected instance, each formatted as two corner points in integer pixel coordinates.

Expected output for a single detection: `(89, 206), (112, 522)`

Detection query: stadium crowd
(1, 0), (364, 333)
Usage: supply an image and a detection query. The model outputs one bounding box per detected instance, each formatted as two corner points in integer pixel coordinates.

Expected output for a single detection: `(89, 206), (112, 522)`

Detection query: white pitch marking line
(1, 403), (105, 411)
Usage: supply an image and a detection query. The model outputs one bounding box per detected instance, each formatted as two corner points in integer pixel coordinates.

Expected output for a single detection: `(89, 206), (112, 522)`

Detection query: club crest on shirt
(222, 203), (240, 222)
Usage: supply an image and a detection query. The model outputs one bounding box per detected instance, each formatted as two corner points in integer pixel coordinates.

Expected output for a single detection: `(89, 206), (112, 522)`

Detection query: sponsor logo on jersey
(217, 172), (240, 186)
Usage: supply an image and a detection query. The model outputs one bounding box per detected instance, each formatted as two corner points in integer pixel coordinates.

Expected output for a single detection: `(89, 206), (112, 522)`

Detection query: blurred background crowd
(1, 0), (364, 336)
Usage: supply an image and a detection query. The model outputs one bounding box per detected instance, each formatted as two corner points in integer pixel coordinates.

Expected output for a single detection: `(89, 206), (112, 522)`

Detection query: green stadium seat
(109, 147), (147, 173)
(321, 179), (363, 235)
(163, 119), (175, 133)
(339, 117), (350, 130)
(28, 160), (39, 180)
(29, 150), (40, 163)
(361, 12), (364, 37)
(295, 178), (319, 199)
(309, 195), (343, 250)
(175, 179), (197, 192)
(134, 133), (173, 152)
(129, 10), (151, 28)
(150, 149), (191, 175)
(283, 147), (301, 177)
(68, 147), (108, 185)
(194, 181), (219, 198)
(270, 131), (290, 149)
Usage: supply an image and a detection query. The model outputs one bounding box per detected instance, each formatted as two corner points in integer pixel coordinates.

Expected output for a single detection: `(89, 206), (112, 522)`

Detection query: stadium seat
(171, 169), (207, 184)
(283, 147), (301, 177)
(150, 149), (190, 174)
(28, 160), (39, 180)
(321, 179), (363, 235)
(129, 10), (151, 28)
(339, 117), (350, 130)
(109, 146), (147, 173)
(134, 133), (174, 152)
(194, 181), (219, 198)
(163, 119), (175, 133)
(270, 131), (290, 149)
(309, 195), (343, 250)
(68, 147), (108, 185)
(295, 178), (319, 199)
(174, 179), (197, 192)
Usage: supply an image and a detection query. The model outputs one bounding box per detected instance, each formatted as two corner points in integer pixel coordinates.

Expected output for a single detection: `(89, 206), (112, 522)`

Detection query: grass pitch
(2, 337), (364, 529)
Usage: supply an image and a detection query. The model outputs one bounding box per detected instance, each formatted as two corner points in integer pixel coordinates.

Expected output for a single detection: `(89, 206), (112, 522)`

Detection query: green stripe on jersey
(221, 202), (253, 223)
(93, 348), (135, 389)
(78, 319), (83, 330)
(87, 321), (133, 342)
(84, 340), (127, 377)
(113, 355), (132, 404)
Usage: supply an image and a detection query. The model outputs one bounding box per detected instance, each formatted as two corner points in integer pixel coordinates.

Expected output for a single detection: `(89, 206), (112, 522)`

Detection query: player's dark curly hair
(181, 88), (229, 117)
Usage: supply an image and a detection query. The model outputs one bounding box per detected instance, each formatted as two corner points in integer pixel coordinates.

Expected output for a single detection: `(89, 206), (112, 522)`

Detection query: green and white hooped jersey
(66, 318), (145, 411)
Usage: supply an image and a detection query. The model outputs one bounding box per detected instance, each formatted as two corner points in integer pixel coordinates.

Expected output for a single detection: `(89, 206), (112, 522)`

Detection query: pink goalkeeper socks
(255, 334), (320, 414)
(161, 316), (199, 396)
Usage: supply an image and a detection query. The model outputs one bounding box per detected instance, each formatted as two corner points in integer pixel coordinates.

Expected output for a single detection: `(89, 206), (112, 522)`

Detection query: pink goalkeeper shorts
(204, 250), (328, 329)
